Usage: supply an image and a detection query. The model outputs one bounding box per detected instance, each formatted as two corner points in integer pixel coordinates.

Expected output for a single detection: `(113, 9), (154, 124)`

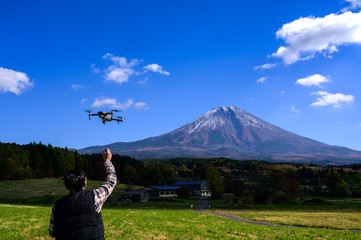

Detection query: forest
(2, 141), (361, 203)
(0, 142), (142, 181)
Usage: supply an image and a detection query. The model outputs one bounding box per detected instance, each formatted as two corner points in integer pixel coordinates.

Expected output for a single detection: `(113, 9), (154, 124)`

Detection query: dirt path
(195, 197), (209, 211)
(206, 211), (304, 228)
(195, 198), (361, 233)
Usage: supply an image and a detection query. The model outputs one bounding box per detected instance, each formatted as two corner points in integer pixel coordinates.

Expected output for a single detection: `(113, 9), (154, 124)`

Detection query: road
(194, 198), (361, 233)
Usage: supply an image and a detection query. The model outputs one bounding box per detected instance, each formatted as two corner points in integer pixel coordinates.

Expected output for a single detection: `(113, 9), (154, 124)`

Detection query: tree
(140, 164), (176, 186)
(207, 166), (224, 199)
(54, 148), (67, 177)
(93, 161), (106, 180)
(122, 165), (138, 186)
(193, 165), (207, 180)
(323, 172), (344, 191)
(334, 182), (351, 198)
(29, 147), (44, 178)
(223, 172), (245, 197)
(0, 157), (17, 180)
(269, 171), (286, 190)
(285, 178), (301, 196)
(352, 182), (361, 197)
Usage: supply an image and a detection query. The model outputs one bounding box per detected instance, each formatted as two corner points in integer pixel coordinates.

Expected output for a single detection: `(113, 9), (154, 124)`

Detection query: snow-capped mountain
(79, 106), (361, 164)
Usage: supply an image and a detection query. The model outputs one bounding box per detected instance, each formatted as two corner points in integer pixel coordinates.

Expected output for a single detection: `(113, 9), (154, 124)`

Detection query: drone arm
(111, 117), (124, 123)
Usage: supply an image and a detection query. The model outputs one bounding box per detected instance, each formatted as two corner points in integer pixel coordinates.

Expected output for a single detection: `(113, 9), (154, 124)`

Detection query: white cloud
(291, 106), (299, 113)
(138, 76), (149, 85)
(256, 77), (267, 83)
(117, 99), (134, 110)
(342, 0), (361, 12)
(0, 67), (33, 95)
(104, 67), (135, 84)
(134, 102), (151, 110)
(102, 53), (140, 68)
(90, 63), (100, 73)
(92, 97), (118, 108)
(91, 97), (133, 110)
(101, 53), (170, 84)
(102, 53), (140, 84)
(143, 64), (170, 75)
(81, 98), (88, 103)
(280, 90), (286, 95)
(296, 74), (330, 88)
(71, 84), (85, 90)
(91, 97), (149, 110)
(358, 123), (361, 127)
(253, 63), (277, 70)
(311, 91), (354, 108)
(272, 11), (361, 64)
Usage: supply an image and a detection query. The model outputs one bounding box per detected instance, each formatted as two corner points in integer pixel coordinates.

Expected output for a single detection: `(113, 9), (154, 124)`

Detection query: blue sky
(1, 0), (361, 151)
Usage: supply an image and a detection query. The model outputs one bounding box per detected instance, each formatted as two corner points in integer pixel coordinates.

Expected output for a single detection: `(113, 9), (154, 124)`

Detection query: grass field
(208, 198), (361, 230)
(1, 204), (361, 240)
(1, 179), (361, 239)
(209, 198), (361, 211)
(211, 209), (361, 230)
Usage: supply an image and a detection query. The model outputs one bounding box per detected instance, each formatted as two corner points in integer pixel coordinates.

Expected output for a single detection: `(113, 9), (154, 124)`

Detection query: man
(49, 148), (117, 240)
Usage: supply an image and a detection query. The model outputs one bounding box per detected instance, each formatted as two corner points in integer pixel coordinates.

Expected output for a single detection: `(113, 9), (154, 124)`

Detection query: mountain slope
(79, 106), (361, 164)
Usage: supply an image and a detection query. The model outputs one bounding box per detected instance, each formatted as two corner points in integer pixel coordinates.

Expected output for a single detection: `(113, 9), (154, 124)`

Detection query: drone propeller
(111, 109), (121, 112)
(83, 110), (93, 120)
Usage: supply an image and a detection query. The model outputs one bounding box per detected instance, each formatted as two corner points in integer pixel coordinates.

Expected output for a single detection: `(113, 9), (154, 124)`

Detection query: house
(173, 181), (211, 197)
(140, 186), (180, 197)
(121, 190), (150, 203)
(136, 181), (212, 198)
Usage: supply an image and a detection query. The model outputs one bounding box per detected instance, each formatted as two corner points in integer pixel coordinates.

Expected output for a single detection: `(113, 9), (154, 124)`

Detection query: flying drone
(85, 110), (124, 125)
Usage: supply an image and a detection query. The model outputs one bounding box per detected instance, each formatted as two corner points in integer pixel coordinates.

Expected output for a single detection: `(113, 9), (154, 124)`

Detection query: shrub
(177, 186), (191, 199)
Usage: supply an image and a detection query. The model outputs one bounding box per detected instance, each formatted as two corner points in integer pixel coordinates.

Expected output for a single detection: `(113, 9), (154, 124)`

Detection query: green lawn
(1, 204), (361, 239)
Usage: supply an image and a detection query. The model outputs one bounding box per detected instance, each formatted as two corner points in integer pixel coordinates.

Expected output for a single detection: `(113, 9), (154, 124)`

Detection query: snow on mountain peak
(185, 108), (226, 134)
(184, 106), (276, 134)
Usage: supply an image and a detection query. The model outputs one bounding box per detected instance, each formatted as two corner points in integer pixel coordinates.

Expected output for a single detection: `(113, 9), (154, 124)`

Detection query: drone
(85, 110), (124, 125)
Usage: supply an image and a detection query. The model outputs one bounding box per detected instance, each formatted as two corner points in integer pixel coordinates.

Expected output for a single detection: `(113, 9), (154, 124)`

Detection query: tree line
(2, 142), (361, 203)
(0, 142), (142, 182)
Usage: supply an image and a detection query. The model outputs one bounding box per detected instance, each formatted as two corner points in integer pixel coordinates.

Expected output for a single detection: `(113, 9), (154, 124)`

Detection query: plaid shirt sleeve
(93, 161), (117, 213)
(49, 206), (56, 237)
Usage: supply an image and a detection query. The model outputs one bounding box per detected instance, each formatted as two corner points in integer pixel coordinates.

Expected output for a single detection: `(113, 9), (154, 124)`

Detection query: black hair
(64, 169), (86, 193)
